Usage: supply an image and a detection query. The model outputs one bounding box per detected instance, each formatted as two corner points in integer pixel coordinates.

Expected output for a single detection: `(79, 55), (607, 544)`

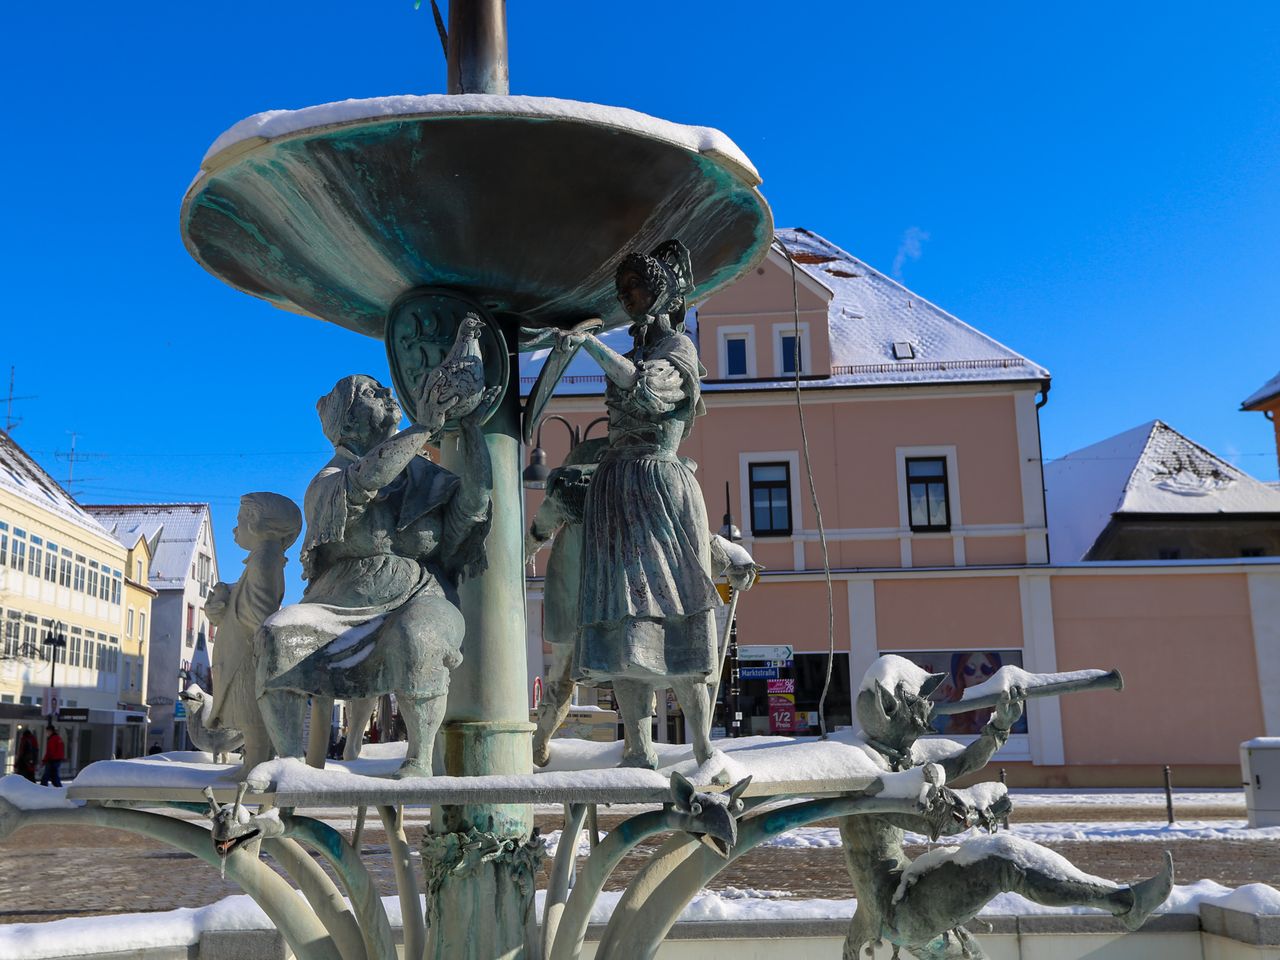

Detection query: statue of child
(207, 492), (303, 777)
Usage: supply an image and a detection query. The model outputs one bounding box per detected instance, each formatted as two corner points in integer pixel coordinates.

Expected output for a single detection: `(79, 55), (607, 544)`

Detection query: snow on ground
(1008, 788), (1244, 808)
(760, 819), (1277, 849)
(6, 882), (1280, 958)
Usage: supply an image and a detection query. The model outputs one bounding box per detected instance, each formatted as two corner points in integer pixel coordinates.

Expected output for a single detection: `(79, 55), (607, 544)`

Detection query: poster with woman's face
(895, 650), (1030, 736)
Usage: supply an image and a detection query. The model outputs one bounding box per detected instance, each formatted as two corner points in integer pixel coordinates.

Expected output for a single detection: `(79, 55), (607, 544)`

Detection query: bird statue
(413, 314), (494, 437)
(180, 684), (244, 764)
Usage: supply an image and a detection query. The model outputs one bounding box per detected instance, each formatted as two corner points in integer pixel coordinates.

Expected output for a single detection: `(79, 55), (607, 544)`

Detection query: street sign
(740, 665), (779, 680)
(738, 644), (794, 662)
(57, 707), (89, 723)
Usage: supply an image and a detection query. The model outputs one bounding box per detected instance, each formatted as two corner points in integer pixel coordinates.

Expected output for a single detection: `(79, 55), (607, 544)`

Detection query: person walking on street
(40, 725), (65, 787)
(15, 727), (39, 781)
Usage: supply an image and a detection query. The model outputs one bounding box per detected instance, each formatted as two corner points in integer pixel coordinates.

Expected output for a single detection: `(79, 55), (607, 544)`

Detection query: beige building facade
(524, 228), (1280, 787)
(0, 430), (144, 775)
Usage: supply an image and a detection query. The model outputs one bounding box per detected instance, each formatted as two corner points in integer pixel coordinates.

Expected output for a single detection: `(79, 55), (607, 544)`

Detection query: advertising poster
(767, 678), (796, 733)
(894, 650), (1030, 736)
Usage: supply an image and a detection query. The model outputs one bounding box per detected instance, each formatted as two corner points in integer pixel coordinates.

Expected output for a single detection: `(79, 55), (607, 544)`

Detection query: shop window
(906, 457), (951, 532)
(749, 462), (793, 536)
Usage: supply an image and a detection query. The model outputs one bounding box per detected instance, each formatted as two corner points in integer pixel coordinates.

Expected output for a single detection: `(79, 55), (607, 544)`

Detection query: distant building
(1046, 420), (1280, 561)
(0, 429), (139, 775)
(523, 227), (1280, 786)
(115, 528), (156, 757)
(84, 504), (219, 752)
(1241, 372), (1280, 475)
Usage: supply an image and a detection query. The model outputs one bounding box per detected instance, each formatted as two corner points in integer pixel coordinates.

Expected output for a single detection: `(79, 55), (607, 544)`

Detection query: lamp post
(42, 621), (66, 719)
(717, 483), (743, 738)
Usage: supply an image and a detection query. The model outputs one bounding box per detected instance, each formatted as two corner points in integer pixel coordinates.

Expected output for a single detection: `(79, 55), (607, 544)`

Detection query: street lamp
(522, 415), (579, 489)
(719, 481), (742, 542)
(42, 621), (66, 716)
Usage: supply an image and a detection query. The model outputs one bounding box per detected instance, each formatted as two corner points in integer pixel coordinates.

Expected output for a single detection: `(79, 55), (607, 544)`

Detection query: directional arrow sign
(738, 644), (794, 662)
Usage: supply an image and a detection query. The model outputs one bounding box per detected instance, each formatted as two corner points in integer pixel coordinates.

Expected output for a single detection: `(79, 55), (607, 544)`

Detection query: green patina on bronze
(181, 113), (772, 339)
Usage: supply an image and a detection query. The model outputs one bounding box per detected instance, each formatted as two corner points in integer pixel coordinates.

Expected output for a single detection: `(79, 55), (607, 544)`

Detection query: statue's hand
(726, 561), (763, 592)
(205, 582), (231, 625)
(989, 684), (1026, 732)
(459, 386), (501, 429)
(554, 329), (588, 354)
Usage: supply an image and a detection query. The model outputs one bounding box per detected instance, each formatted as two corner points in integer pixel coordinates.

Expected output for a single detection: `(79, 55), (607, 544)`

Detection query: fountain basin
(182, 94), (773, 339)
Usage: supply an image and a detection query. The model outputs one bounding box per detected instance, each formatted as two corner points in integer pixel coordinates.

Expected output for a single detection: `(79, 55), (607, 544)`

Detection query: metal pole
(728, 613), (740, 738)
(447, 0), (508, 95)
(1164, 765), (1175, 825)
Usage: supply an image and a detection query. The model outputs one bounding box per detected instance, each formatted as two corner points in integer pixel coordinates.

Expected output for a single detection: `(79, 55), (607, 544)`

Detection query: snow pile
(74, 752), (238, 790)
(859, 654), (940, 694)
(960, 667), (1108, 702)
(202, 94), (757, 181)
(0, 775), (81, 810)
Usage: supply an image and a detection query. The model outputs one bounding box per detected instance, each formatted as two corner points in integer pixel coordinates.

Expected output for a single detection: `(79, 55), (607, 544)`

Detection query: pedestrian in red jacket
(40, 725), (65, 788)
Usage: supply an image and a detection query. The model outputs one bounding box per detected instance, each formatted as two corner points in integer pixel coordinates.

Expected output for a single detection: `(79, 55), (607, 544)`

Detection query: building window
(11, 529), (26, 573)
(87, 564), (99, 599)
(749, 462), (793, 536)
(3, 612), (19, 658)
(127, 608), (135, 637)
(0, 521), (7, 566)
(186, 604), (195, 647)
(43, 542), (58, 582)
(59, 552), (72, 588)
(73, 556), (86, 593)
(906, 457), (951, 532)
(135, 559), (143, 581)
(70, 628), (82, 668)
(716, 327), (756, 379)
(779, 332), (802, 375)
(28, 537), (43, 580)
(138, 611), (147, 644)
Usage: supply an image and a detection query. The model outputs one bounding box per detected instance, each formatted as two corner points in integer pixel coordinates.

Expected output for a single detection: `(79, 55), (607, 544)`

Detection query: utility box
(1241, 738), (1280, 827)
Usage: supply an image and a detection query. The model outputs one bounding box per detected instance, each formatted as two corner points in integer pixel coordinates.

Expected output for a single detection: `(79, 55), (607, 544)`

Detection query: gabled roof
(1046, 420), (1280, 560)
(0, 428), (118, 545)
(520, 228), (1051, 397)
(758, 227), (1050, 391)
(82, 503), (215, 589)
(1242, 371), (1280, 411)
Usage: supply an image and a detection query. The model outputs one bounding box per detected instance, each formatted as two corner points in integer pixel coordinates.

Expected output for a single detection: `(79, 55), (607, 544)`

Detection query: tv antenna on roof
(5, 367), (37, 432)
(55, 432), (107, 495)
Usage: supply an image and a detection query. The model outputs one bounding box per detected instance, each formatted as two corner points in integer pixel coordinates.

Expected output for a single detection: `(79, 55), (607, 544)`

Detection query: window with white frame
(127, 608), (135, 637)
(716, 326), (756, 379)
(906, 457), (951, 532)
(749, 462), (793, 536)
(43, 542), (57, 582)
(772, 322), (811, 377)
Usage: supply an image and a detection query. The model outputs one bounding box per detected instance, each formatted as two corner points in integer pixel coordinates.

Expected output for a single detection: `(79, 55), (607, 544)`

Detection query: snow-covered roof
(1242, 371), (1280, 410)
(82, 504), (213, 589)
(1046, 420), (1280, 560)
(760, 228), (1050, 391)
(0, 429), (117, 546)
(521, 228), (1050, 396)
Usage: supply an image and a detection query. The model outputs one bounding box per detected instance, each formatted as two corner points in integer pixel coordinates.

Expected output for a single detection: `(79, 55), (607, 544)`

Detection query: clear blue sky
(2, 2), (1278, 594)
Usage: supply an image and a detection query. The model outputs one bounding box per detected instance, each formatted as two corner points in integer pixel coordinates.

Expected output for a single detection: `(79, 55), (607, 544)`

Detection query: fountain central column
(425, 4), (540, 958)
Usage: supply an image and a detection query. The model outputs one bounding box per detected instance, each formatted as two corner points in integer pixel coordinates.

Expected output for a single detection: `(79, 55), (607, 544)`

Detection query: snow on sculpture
(840, 654), (1175, 959)
(254, 322), (495, 780)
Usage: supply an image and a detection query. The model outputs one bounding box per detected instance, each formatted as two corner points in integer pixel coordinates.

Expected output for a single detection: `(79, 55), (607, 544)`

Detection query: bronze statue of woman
(556, 239), (722, 771)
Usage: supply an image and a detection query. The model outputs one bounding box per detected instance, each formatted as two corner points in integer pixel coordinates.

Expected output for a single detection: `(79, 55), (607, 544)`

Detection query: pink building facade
(524, 229), (1280, 787)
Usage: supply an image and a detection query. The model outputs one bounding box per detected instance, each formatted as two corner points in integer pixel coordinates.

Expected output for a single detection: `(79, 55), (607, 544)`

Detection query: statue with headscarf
(553, 239), (723, 775)
(255, 371), (492, 779)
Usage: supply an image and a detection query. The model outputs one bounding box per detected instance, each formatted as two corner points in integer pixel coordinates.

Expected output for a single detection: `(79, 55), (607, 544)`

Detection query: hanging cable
(773, 235), (836, 739)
